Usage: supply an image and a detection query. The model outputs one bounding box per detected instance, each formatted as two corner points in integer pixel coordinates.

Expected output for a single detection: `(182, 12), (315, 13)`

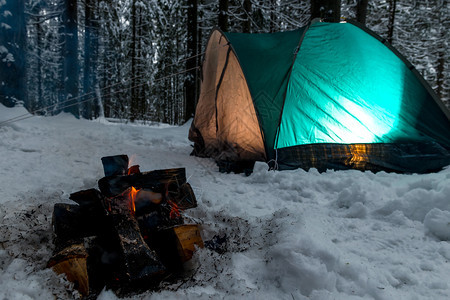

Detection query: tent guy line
(0, 66), (200, 127)
(0, 43), (232, 127)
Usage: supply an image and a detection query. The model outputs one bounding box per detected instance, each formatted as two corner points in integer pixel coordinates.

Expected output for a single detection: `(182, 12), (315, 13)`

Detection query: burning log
(47, 243), (89, 297)
(108, 187), (166, 282)
(150, 224), (204, 271)
(98, 168), (187, 197)
(49, 155), (203, 297)
(174, 182), (197, 210)
(169, 224), (204, 263)
(52, 189), (110, 251)
(133, 189), (163, 217)
(101, 155), (129, 176)
(127, 164), (141, 175)
(52, 203), (100, 251)
(69, 188), (105, 211)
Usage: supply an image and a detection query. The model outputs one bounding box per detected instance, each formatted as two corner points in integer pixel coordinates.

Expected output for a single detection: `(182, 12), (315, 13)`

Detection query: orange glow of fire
(168, 200), (181, 219)
(127, 165), (140, 175)
(127, 154), (140, 175)
(127, 167), (134, 175)
(129, 186), (139, 213)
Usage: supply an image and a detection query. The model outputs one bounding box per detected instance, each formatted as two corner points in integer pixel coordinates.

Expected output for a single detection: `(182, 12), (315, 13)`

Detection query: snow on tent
(189, 20), (450, 173)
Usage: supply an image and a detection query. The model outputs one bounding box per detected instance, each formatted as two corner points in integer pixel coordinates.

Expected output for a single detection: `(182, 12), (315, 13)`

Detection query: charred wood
(174, 183), (197, 210)
(69, 188), (106, 215)
(101, 155), (129, 176)
(49, 157), (201, 297)
(52, 203), (106, 252)
(109, 189), (166, 282)
(86, 235), (122, 295)
(98, 168), (186, 197)
(133, 189), (163, 216)
(127, 164), (140, 175)
(150, 224), (204, 271)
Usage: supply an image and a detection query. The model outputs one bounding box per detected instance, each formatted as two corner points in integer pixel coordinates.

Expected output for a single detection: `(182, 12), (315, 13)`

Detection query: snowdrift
(1, 105), (450, 299)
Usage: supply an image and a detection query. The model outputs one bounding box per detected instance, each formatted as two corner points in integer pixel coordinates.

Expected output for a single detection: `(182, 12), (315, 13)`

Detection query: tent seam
(273, 22), (313, 152)
(214, 44), (232, 135)
(222, 33), (268, 161)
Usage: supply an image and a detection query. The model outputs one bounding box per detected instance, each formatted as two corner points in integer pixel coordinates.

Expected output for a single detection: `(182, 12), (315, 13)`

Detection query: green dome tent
(189, 20), (450, 173)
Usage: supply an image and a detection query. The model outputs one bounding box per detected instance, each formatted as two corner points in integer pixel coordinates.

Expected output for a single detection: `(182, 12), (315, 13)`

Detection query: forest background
(0, 0), (448, 125)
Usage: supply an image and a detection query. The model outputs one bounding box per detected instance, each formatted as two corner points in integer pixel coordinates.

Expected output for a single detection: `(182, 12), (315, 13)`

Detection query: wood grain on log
(47, 243), (89, 297)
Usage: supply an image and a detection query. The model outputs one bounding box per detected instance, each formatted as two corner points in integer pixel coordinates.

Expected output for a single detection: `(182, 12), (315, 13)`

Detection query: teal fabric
(276, 22), (450, 149)
(224, 29), (305, 158)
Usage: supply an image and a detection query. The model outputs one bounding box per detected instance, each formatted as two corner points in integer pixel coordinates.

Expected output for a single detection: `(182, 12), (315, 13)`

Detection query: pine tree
(62, 0), (80, 117)
(97, 0), (131, 120)
(2, 0), (446, 123)
(185, 0), (198, 121)
(242, 0), (252, 33)
(387, 0), (396, 44)
(0, 0), (27, 107)
(311, 0), (341, 22)
(130, 0), (139, 121)
(356, 0), (368, 24)
(218, 0), (229, 31)
(82, 0), (93, 119)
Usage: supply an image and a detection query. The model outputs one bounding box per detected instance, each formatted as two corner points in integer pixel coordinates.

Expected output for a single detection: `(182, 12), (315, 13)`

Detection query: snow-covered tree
(3, 0), (448, 124)
(0, 0), (27, 107)
(343, 0), (449, 106)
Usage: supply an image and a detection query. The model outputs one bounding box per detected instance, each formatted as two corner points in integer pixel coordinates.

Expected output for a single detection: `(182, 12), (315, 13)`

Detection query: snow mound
(424, 208), (450, 240)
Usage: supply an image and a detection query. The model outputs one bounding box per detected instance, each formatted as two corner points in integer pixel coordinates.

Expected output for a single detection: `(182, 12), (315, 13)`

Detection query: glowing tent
(189, 20), (450, 173)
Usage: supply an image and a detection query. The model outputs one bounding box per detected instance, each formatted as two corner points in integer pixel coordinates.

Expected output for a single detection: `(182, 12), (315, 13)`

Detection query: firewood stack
(48, 155), (203, 297)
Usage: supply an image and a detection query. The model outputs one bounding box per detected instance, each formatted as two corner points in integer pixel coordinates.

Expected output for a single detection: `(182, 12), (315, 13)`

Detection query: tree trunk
(185, 0), (198, 121)
(242, 0), (252, 33)
(0, 0), (27, 107)
(356, 0), (369, 24)
(435, 0), (446, 101)
(269, 0), (277, 32)
(83, 0), (92, 119)
(91, 0), (102, 118)
(436, 55), (445, 100)
(137, 11), (145, 120)
(129, 0), (145, 122)
(16, 0), (27, 107)
(130, 0), (138, 121)
(218, 0), (229, 32)
(310, 0), (341, 22)
(58, 17), (66, 113)
(387, 0), (396, 45)
(63, 0), (80, 117)
(36, 20), (43, 111)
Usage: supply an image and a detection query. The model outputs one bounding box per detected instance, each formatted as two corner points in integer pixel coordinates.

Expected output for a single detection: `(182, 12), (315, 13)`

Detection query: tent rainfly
(189, 20), (450, 173)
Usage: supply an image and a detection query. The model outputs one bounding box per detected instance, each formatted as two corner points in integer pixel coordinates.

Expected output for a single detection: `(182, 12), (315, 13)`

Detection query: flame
(129, 186), (139, 213)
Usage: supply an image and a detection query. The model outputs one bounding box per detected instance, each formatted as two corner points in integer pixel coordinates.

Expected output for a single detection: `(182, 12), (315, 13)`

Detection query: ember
(48, 155), (202, 297)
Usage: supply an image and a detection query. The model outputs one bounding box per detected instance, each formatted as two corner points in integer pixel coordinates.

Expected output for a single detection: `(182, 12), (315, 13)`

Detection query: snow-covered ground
(1, 104), (450, 300)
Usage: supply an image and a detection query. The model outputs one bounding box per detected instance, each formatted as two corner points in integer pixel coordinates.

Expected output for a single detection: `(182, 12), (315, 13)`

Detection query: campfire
(47, 155), (203, 297)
